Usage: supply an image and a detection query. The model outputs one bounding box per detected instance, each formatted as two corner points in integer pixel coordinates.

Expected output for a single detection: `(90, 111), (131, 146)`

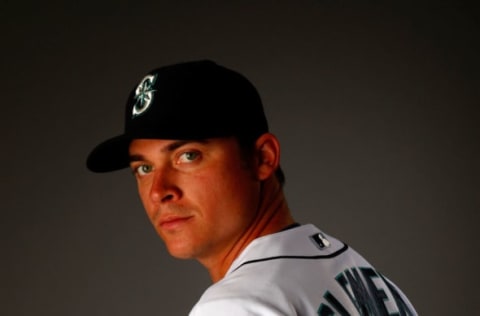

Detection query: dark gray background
(2, 1), (478, 315)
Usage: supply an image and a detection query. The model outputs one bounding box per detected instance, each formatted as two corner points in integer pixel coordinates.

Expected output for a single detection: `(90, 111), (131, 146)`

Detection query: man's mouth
(159, 215), (193, 230)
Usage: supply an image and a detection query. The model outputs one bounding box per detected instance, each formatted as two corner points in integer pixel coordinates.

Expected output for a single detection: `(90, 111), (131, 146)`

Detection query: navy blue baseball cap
(86, 60), (269, 173)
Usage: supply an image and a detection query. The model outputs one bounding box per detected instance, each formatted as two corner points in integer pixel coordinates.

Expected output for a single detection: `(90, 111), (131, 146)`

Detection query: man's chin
(165, 244), (197, 260)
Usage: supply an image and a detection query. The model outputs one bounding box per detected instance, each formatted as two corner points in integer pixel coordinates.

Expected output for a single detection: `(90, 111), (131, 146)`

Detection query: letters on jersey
(317, 266), (415, 315)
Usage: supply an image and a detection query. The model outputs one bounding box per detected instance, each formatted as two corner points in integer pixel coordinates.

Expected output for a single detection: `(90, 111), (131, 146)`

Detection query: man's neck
(201, 178), (295, 283)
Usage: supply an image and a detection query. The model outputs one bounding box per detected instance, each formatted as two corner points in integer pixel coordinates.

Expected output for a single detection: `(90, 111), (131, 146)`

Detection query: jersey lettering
(317, 267), (415, 316)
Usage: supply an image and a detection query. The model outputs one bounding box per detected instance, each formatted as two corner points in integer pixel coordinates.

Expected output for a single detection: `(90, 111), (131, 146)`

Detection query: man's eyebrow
(129, 139), (210, 163)
(129, 154), (145, 163)
(164, 139), (209, 152)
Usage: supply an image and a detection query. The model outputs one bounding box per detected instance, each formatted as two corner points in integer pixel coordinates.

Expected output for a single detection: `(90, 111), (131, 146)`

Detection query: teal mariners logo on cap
(132, 74), (157, 117)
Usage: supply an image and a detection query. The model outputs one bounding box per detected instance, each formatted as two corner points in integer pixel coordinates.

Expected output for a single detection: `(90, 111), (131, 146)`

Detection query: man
(87, 60), (417, 315)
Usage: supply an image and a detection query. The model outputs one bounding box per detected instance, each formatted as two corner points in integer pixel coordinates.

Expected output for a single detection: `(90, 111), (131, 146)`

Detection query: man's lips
(159, 216), (193, 230)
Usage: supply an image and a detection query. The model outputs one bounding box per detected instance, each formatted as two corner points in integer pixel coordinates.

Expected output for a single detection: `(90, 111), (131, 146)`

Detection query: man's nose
(149, 167), (182, 203)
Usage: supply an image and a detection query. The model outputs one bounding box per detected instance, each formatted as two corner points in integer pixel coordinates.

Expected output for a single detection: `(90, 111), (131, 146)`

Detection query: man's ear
(254, 133), (281, 181)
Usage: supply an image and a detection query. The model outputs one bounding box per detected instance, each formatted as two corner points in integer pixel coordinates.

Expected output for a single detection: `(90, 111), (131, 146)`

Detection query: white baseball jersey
(189, 224), (417, 316)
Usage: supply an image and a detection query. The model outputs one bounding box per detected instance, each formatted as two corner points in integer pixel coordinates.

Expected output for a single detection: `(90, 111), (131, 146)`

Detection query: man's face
(129, 138), (262, 262)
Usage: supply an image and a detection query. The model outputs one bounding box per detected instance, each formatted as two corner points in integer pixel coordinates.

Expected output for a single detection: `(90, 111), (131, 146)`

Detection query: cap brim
(86, 135), (131, 173)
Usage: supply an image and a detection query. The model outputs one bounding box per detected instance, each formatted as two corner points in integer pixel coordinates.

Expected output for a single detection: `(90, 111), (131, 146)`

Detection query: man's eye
(178, 151), (200, 163)
(135, 164), (153, 176)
